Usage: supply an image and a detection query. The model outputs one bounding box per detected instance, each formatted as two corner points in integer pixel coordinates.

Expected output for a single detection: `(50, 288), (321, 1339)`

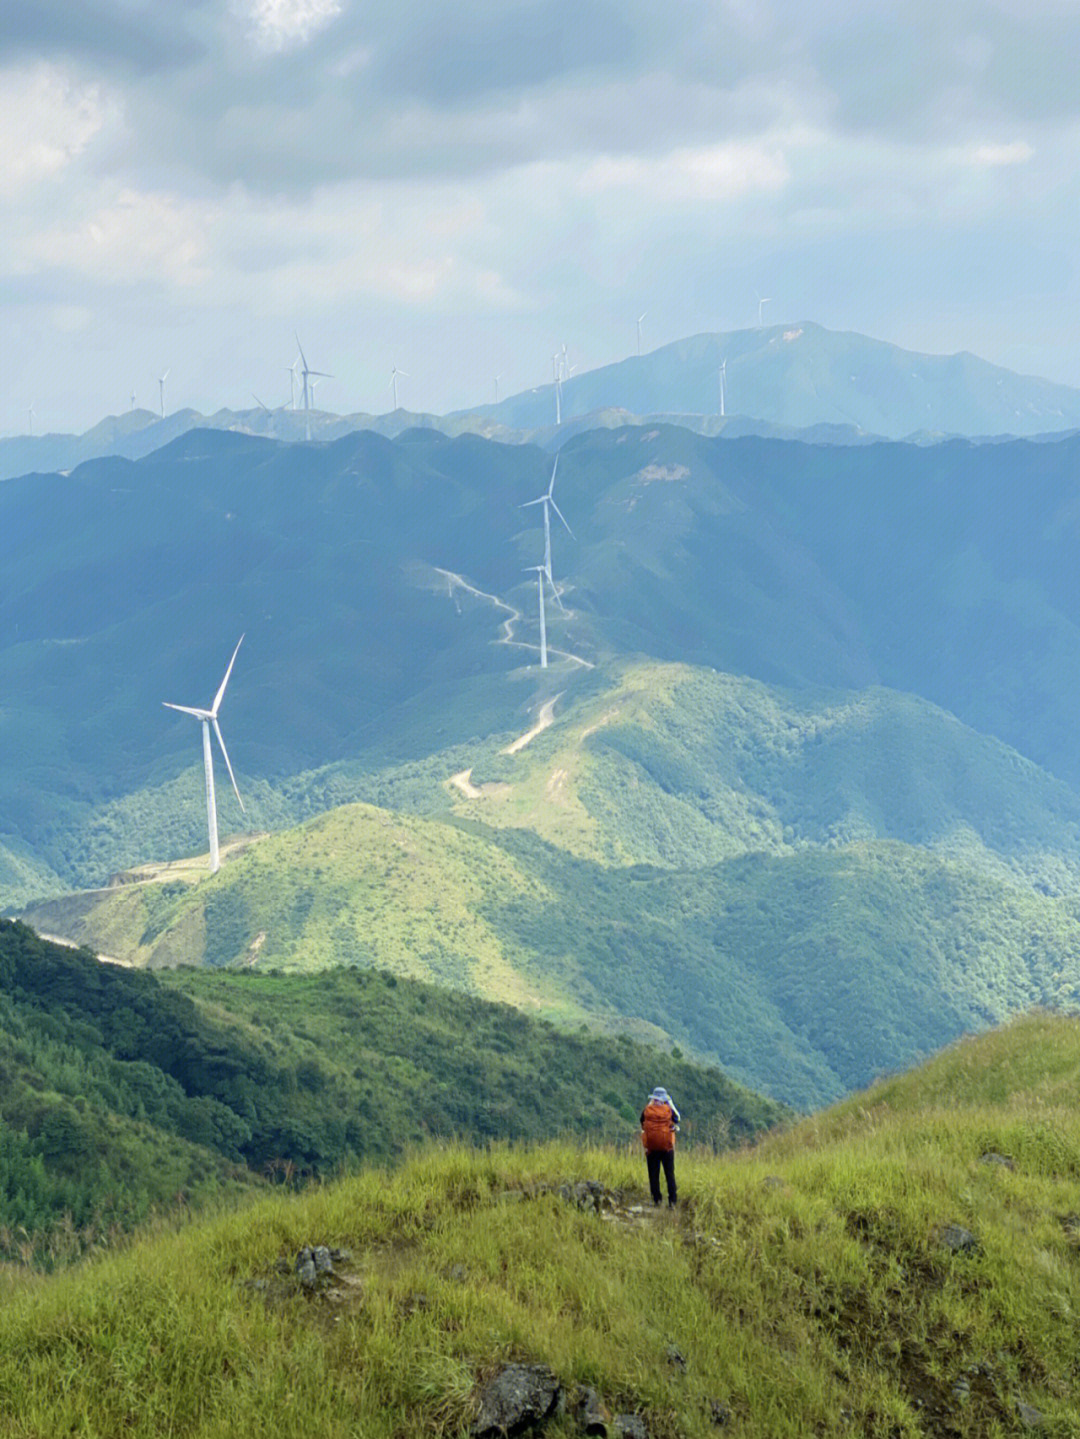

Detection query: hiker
(640, 1085), (680, 1207)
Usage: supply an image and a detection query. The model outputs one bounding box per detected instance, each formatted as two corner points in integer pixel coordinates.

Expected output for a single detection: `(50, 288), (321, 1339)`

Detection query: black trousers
(646, 1148), (677, 1205)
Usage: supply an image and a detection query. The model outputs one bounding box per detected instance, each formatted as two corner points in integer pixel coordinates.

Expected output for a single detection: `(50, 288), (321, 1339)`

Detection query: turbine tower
(719, 359), (726, 417)
(295, 334), (332, 438)
(157, 369), (169, 418)
(756, 293), (771, 328)
(552, 354), (562, 426)
(637, 312), (646, 356)
(389, 364), (408, 410)
(521, 454), (573, 611)
(27, 403), (34, 436)
(526, 565), (548, 668)
(494, 375), (500, 405)
(163, 636), (246, 875)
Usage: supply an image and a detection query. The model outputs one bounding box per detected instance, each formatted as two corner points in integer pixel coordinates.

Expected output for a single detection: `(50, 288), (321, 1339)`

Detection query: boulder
(472, 1363), (563, 1436)
(978, 1152), (1016, 1171)
(572, 1385), (610, 1436)
(612, 1417), (648, 1439)
(939, 1223), (980, 1255)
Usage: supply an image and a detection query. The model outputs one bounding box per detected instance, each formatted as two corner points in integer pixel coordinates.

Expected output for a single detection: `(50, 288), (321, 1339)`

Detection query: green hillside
(9, 423), (1080, 910)
(3, 1013), (1079, 1437)
(0, 920), (778, 1264)
(23, 663), (1080, 1109)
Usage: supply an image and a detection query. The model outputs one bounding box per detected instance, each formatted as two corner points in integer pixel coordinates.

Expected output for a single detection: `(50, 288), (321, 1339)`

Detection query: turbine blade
(213, 718), (246, 814)
(521, 495), (546, 508)
(309, 369), (333, 379)
(295, 334), (308, 370)
(211, 634), (245, 716)
(546, 454), (559, 497)
(550, 499), (574, 538)
(547, 568), (566, 612)
(163, 701), (211, 719)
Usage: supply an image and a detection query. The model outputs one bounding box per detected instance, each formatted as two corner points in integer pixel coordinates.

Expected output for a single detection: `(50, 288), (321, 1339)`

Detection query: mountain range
(8, 419), (1080, 1105)
(5, 323), (1080, 483)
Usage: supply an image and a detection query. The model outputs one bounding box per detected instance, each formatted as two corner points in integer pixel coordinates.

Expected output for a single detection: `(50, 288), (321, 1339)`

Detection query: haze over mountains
(6, 323), (1080, 483)
(7, 409), (1080, 1104)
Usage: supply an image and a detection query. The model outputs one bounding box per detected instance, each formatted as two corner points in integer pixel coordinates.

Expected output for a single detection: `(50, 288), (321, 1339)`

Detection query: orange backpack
(641, 1100), (675, 1152)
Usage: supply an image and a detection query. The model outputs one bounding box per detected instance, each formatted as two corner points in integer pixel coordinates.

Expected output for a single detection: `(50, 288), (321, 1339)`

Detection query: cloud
(240, 0), (343, 53)
(971, 141), (1034, 166)
(0, 64), (116, 198)
(578, 141), (791, 203)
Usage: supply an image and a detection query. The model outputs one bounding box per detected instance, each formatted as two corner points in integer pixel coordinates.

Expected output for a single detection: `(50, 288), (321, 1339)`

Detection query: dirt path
(37, 931), (131, 967)
(501, 694), (561, 755)
(450, 768), (484, 798)
(434, 568), (593, 670)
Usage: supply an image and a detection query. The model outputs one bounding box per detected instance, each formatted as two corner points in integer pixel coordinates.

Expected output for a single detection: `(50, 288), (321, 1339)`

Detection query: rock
(939, 1223), (980, 1254)
(979, 1152), (1016, 1171)
(950, 1376), (970, 1402)
(329, 1247), (353, 1264)
(559, 1180), (619, 1214)
(295, 1248), (318, 1289)
(447, 1263), (469, 1283)
(708, 1399), (733, 1426)
(472, 1363), (563, 1437)
(1015, 1400), (1045, 1428)
(312, 1245), (334, 1274)
(612, 1416), (647, 1439)
(572, 1385), (610, 1436)
(762, 1175), (785, 1189)
(665, 1344), (687, 1370)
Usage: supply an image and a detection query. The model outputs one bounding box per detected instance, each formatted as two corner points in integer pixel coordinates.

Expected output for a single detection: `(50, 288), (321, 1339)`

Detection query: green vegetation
(0, 920), (780, 1263)
(3, 1013), (1080, 1437)
(24, 662), (1080, 1110)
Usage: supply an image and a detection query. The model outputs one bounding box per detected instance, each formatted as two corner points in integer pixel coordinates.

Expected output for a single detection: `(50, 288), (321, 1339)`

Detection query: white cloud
(578, 141), (791, 202)
(0, 65), (115, 199)
(971, 141), (1034, 167)
(241, 0), (343, 52)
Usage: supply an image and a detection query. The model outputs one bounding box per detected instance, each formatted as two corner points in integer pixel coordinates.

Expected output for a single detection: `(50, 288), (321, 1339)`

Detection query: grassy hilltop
(3, 1013), (1080, 1437)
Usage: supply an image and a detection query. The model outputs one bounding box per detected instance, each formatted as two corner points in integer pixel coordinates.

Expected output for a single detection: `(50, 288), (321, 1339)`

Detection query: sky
(3, 0), (1079, 434)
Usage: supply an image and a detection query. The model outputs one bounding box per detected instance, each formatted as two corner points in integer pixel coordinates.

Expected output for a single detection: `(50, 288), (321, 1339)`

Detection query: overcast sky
(3, 0), (1079, 433)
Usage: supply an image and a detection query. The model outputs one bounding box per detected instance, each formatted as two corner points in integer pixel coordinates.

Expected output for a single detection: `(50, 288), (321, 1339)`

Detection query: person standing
(640, 1085), (680, 1207)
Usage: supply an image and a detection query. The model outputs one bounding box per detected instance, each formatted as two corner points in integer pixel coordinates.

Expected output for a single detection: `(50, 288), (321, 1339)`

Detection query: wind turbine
(719, 359), (726, 418)
(157, 369), (169, 418)
(287, 353), (301, 410)
(552, 354), (562, 426)
(494, 375), (500, 405)
(756, 293), (771, 328)
(389, 365), (408, 410)
(130, 390), (137, 411)
(295, 334), (332, 437)
(637, 312), (646, 356)
(163, 636), (246, 876)
(27, 404), (34, 436)
(526, 565), (548, 668)
(521, 454), (573, 611)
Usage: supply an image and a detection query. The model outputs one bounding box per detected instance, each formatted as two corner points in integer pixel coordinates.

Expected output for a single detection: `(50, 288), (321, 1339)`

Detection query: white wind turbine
(27, 404), (35, 436)
(287, 353), (301, 410)
(157, 369), (170, 418)
(494, 375), (500, 405)
(637, 312), (646, 356)
(389, 364), (408, 410)
(756, 293), (771, 328)
(521, 454), (573, 611)
(719, 359), (726, 417)
(552, 354), (562, 426)
(163, 636), (246, 875)
(526, 565), (549, 668)
(295, 335), (332, 438)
